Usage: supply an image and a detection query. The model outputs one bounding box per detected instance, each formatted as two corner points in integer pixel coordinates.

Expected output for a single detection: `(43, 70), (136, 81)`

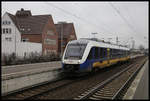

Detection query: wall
(2, 68), (61, 95)
(16, 42), (42, 57)
(21, 34), (42, 43)
(1, 13), (42, 58)
(1, 13), (21, 56)
(2, 41), (42, 57)
(42, 16), (58, 55)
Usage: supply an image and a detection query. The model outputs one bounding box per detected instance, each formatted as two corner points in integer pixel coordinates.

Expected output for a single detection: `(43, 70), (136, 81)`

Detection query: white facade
(2, 13), (21, 55)
(1, 12), (42, 58)
(16, 42), (42, 58)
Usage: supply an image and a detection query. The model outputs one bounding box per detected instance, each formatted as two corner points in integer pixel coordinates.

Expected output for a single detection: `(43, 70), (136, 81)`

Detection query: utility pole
(15, 27), (16, 55)
(61, 23), (63, 57)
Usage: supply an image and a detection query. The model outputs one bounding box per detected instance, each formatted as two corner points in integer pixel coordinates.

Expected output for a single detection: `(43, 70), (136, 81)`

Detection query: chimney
(16, 8), (32, 17)
(21, 8), (24, 11)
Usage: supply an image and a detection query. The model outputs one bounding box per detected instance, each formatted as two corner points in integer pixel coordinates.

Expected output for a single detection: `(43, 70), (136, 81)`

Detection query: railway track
(2, 76), (81, 100)
(2, 69), (100, 100)
(74, 57), (147, 100)
(2, 56), (146, 100)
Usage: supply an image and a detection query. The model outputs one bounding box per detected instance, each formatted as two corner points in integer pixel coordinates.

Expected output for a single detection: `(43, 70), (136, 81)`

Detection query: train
(62, 38), (130, 75)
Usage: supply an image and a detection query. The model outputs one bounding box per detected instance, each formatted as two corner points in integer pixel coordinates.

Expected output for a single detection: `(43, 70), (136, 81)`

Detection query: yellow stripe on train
(93, 56), (130, 68)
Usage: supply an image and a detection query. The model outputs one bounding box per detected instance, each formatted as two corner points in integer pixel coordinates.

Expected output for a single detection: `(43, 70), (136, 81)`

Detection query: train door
(107, 48), (110, 65)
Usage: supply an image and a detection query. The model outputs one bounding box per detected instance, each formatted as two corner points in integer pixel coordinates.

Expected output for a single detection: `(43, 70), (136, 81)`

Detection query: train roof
(69, 38), (130, 50)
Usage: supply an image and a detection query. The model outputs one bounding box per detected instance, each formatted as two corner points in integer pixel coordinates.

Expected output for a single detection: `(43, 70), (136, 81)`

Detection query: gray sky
(2, 1), (149, 49)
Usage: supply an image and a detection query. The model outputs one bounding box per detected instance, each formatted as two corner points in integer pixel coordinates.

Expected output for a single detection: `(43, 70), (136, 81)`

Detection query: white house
(1, 12), (42, 58)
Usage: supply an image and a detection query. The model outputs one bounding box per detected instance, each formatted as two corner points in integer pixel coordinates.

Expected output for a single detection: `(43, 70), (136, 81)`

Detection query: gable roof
(55, 23), (76, 39)
(7, 12), (52, 34)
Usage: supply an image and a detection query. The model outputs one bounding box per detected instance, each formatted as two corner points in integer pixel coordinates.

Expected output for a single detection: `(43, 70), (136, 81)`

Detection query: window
(22, 38), (29, 42)
(20, 28), (25, 31)
(87, 47), (94, 60)
(103, 48), (107, 58)
(70, 35), (75, 39)
(112, 49), (117, 58)
(109, 49), (113, 58)
(100, 48), (104, 58)
(3, 29), (5, 34)
(5, 37), (12, 41)
(44, 38), (56, 45)
(6, 28), (9, 34)
(64, 43), (87, 59)
(95, 47), (99, 59)
(2, 21), (11, 25)
(115, 49), (119, 58)
(47, 30), (54, 35)
(2, 28), (11, 34)
(8, 21), (11, 24)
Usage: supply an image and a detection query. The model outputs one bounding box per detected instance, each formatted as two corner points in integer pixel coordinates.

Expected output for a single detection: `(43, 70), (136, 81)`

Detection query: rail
(74, 57), (147, 100)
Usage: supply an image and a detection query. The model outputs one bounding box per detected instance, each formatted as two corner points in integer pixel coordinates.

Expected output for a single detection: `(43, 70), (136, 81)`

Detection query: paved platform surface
(123, 59), (149, 99)
(133, 60), (149, 99)
(2, 61), (61, 77)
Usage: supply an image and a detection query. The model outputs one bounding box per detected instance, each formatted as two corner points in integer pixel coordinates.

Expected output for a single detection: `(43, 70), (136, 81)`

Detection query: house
(1, 8), (58, 58)
(55, 22), (77, 56)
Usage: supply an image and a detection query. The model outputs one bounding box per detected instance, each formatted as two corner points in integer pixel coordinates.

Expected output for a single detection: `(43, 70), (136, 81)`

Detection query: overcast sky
(2, 1), (149, 49)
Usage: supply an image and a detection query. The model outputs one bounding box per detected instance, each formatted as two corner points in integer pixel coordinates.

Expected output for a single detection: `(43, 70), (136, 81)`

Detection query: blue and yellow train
(62, 38), (130, 75)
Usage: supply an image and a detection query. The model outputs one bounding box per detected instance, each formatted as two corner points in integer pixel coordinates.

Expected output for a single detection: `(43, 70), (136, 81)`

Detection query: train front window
(64, 43), (87, 59)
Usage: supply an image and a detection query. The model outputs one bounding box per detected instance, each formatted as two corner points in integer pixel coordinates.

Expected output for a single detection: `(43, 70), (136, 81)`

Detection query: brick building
(2, 8), (77, 57)
(55, 22), (77, 56)
(5, 8), (58, 56)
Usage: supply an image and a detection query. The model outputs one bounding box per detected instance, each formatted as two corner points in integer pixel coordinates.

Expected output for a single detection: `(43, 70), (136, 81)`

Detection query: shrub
(2, 52), (61, 66)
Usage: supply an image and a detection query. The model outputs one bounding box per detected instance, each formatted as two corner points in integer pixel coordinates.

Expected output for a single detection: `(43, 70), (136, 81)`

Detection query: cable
(46, 3), (114, 35)
(72, 3), (116, 35)
(109, 3), (138, 36)
(109, 2), (148, 48)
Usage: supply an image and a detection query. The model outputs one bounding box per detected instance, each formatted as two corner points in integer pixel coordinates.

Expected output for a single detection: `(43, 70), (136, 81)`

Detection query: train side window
(112, 49), (114, 58)
(115, 49), (118, 58)
(95, 47), (99, 59)
(99, 48), (103, 58)
(87, 47), (93, 60)
(112, 49), (115, 58)
(110, 49), (112, 58)
(123, 50), (125, 56)
(116, 49), (119, 57)
(103, 48), (107, 58)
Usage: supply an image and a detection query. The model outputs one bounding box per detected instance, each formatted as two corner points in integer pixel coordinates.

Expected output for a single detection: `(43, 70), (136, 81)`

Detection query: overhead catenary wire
(108, 3), (148, 48)
(45, 3), (114, 36)
(109, 3), (142, 38)
(45, 2), (147, 48)
(72, 3), (117, 36)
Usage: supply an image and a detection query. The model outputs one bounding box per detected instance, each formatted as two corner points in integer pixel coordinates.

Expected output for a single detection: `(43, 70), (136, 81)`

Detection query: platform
(123, 59), (149, 99)
(2, 61), (61, 80)
(2, 61), (62, 95)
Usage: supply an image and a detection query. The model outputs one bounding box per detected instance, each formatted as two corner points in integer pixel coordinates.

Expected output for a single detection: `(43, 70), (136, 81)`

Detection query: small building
(2, 8), (58, 58)
(55, 22), (77, 56)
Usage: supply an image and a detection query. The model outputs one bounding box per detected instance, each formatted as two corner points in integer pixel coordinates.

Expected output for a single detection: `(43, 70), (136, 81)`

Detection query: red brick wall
(42, 16), (58, 55)
(21, 34), (42, 43)
(21, 16), (59, 56)
(58, 25), (77, 55)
